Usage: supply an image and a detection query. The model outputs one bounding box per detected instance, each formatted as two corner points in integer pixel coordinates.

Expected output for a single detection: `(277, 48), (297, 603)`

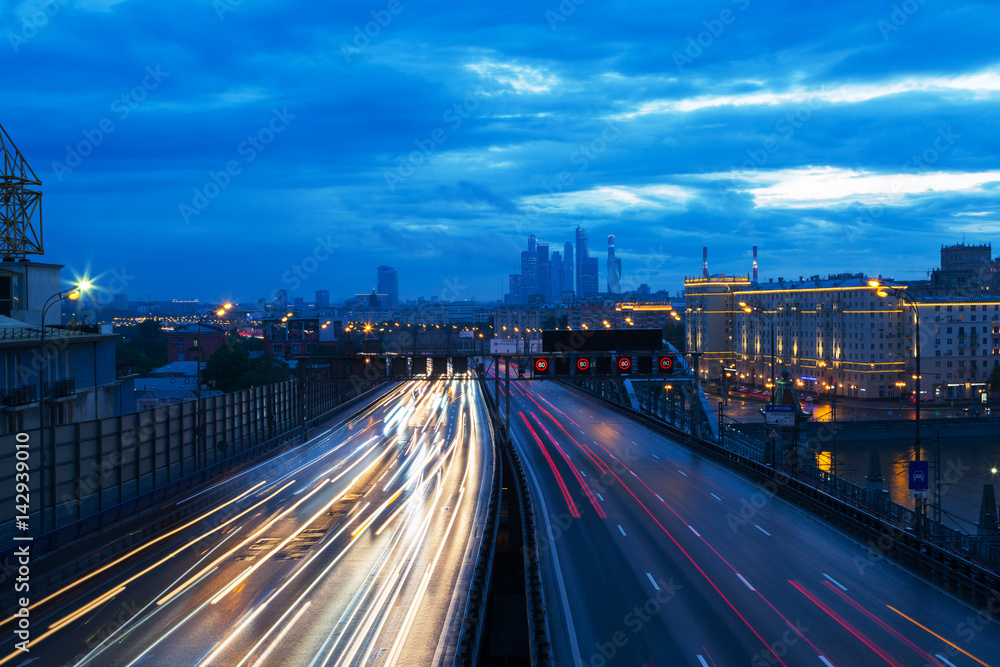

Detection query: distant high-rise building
(377, 265), (399, 307)
(508, 274), (524, 302)
(521, 250), (538, 298)
(113, 293), (129, 310)
(563, 242), (574, 296)
(581, 257), (599, 295)
(293, 297), (305, 309)
(315, 289), (330, 308)
(575, 227), (590, 295)
(527, 234), (537, 252)
(550, 251), (563, 296)
(607, 234), (622, 294)
(274, 289), (288, 309)
(536, 242), (550, 299)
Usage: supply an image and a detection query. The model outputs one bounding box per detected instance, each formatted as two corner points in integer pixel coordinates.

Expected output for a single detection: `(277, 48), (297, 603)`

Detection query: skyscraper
(581, 257), (599, 295)
(607, 234), (622, 294)
(521, 250), (538, 298)
(527, 234), (537, 252)
(315, 289), (330, 308)
(550, 251), (563, 297)
(537, 242), (550, 300)
(575, 226), (590, 295)
(563, 241), (573, 296)
(377, 265), (399, 307)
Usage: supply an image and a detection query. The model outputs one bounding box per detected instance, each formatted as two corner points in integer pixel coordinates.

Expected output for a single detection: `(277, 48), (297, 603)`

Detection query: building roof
(169, 323), (227, 336)
(0, 315), (114, 343)
(150, 361), (204, 377)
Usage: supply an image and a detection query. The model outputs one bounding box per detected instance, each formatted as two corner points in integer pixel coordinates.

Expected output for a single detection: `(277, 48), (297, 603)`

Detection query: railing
(116, 359), (134, 378)
(0, 385), (36, 406)
(44, 378), (75, 398)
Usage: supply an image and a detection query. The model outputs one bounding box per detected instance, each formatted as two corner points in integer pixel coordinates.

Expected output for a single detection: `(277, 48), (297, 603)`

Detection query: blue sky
(3, 0), (999, 303)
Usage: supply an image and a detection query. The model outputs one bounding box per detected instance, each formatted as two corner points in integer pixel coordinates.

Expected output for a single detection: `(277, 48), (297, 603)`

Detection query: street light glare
(868, 279), (881, 287)
(68, 290), (81, 300)
(77, 280), (93, 292)
(224, 302), (233, 309)
(877, 289), (889, 297)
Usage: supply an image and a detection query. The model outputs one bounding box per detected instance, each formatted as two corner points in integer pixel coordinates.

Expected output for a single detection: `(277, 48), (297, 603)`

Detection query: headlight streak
(76, 526), (247, 667)
(46, 586), (126, 633)
(211, 446), (397, 606)
(334, 398), (472, 667)
(28, 383), (493, 667)
(249, 601), (311, 667)
(0, 480), (267, 635)
(162, 445), (388, 605)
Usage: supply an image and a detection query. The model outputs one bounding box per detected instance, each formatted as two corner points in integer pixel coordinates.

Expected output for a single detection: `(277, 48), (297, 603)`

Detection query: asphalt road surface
(2, 377), (493, 667)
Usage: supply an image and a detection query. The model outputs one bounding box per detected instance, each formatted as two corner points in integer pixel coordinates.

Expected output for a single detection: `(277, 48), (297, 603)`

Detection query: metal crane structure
(0, 123), (43, 260)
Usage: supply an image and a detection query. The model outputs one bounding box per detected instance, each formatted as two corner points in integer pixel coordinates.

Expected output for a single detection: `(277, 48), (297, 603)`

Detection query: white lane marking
(581, 430), (587, 435)
(818, 657), (835, 667)
(631, 441), (638, 445)
(677, 470), (688, 477)
(618, 525), (627, 536)
(614, 430), (620, 434)
(697, 656), (709, 667)
(710, 493), (722, 501)
(652, 454), (660, 460)
(688, 525), (700, 537)
(736, 573), (755, 591)
(597, 493), (604, 502)
(579, 470), (586, 477)
(755, 525), (771, 536)
(822, 573), (847, 591)
(594, 441), (600, 445)
(655, 494), (664, 502)
(646, 573), (660, 591)
(934, 655), (957, 667)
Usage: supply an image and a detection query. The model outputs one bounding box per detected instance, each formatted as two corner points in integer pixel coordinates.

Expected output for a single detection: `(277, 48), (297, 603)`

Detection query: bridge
(0, 341), (998, 665)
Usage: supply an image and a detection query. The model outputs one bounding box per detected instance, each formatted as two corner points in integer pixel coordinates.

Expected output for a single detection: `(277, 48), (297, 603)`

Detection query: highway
(1, 377), (493, 667)
(491, 369), (1000, 666)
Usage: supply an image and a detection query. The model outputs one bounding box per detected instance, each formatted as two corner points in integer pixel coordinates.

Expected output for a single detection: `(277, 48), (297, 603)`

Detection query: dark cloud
(1, 0), (998, 301)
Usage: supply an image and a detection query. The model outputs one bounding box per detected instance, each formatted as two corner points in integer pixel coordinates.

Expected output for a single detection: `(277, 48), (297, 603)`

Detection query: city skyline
(4, 2), (998, 302)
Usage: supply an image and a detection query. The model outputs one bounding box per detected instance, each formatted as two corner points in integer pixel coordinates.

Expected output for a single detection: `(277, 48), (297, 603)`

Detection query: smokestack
(753, 246), (758, 282)
(702, 247), (709, 279)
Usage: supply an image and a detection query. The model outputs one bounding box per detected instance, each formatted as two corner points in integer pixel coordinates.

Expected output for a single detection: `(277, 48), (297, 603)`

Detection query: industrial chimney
(702, 247), (709, 279)
(752, 245), (758, 282)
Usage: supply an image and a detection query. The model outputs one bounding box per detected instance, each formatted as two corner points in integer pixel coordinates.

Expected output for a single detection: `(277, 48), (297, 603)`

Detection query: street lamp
(872, 278), (925, 532)
(740, 301), (776, 403)
(38, 281), (91, 533)
(196, 302), (232, 470)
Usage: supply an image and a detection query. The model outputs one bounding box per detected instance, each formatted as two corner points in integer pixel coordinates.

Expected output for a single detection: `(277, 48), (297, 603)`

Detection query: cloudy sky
(3, 0), (999, 304)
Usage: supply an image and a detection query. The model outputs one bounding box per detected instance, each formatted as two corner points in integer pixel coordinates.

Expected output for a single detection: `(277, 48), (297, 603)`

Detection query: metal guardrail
(0, 385), (35, 406)
(455, 376), (502, 666)
(44, 377), (75, 398)
(481, 379), (552, 666)
(0, 381), (395, 611)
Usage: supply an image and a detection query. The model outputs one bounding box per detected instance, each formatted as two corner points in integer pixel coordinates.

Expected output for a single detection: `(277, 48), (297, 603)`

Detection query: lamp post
(872, 279), (924, 533)
(740, 301), (775, 404)
(38, 282), (90, 533)
(195, 302), (232, 470)
(896, 381), (906, 420)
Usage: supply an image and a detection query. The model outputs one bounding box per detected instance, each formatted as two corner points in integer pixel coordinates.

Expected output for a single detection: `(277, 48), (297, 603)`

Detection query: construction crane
(0, 123), (43, 260)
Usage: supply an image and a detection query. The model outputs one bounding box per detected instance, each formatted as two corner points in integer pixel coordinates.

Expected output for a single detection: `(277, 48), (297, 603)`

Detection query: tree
(202, 345), (251, 393)
(116, 318), (167, 375)
(988, 365), (1000, 394)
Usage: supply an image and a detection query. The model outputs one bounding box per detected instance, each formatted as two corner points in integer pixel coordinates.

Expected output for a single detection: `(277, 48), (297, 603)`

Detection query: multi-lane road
(493, 370), (1000, 666)
(2, 378), (493, 667)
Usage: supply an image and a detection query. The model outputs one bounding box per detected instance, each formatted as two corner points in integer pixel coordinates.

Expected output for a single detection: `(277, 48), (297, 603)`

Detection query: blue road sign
(908, 461), (929, 490)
